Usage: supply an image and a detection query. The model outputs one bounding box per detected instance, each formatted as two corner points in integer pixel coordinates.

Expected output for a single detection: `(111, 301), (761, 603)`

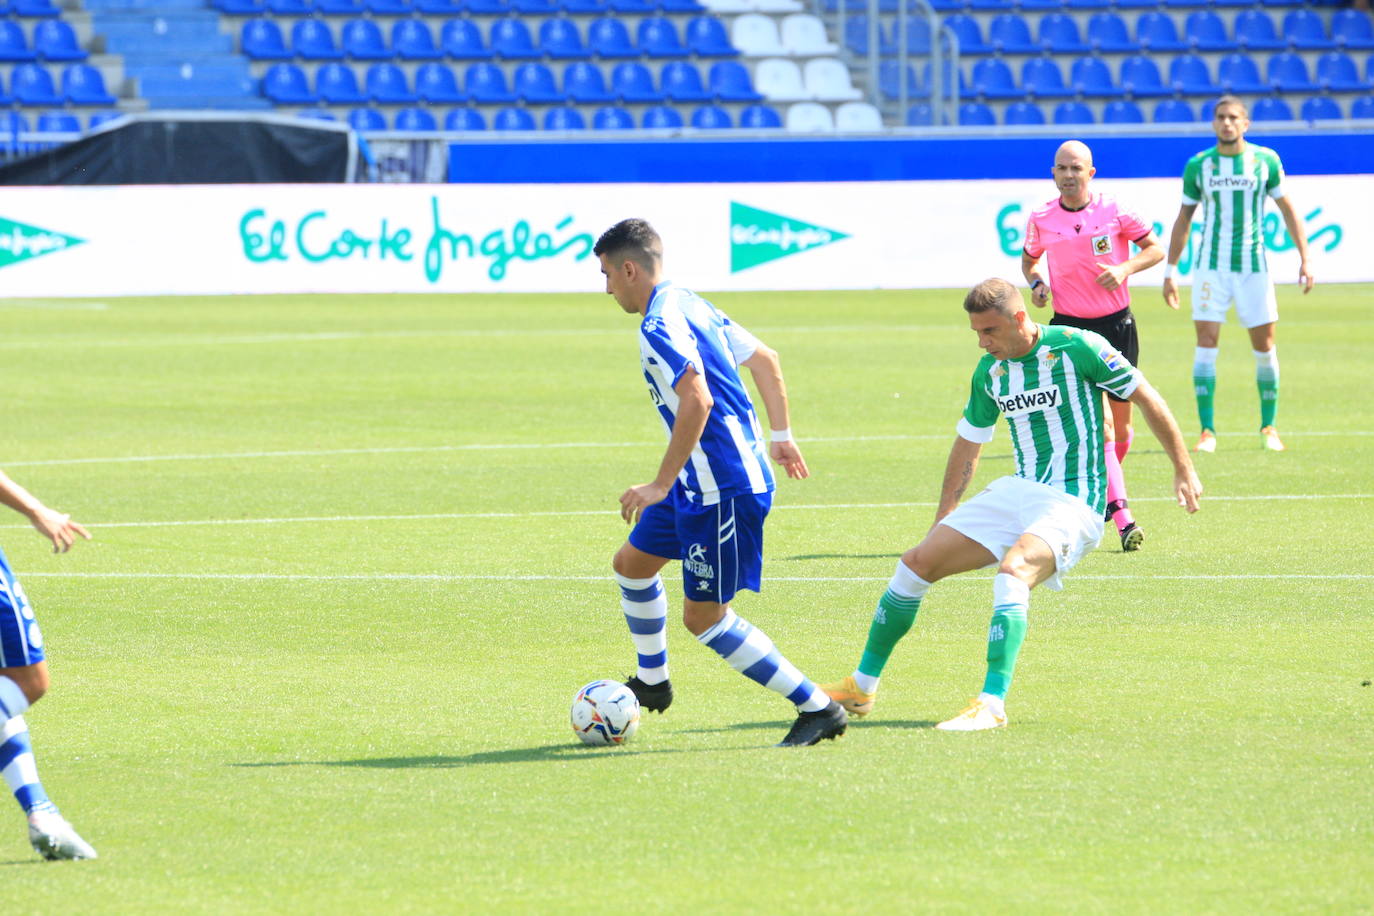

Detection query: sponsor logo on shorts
(1092, 234), (1113, 256)
(995, 385), (1060, 417)
(685, 543), (714, 580)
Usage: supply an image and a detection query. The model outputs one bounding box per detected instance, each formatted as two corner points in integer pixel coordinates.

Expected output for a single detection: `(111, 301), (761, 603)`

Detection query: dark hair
(963, 278), (1020, 316)
(1213, 95), (1249, 118)
(593, 219), (662, 271)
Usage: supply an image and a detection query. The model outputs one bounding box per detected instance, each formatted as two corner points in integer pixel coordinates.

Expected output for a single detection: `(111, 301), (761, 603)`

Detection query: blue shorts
(629, 490), (772, 605)
(0, 547), (43, 667)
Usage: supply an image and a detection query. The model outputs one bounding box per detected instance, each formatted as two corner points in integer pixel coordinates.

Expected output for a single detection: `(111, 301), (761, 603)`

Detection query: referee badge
(1092, 234), (1113, 255)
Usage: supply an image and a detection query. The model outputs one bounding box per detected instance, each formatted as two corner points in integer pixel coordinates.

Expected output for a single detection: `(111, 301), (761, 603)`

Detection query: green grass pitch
(0, 285), (1369, 912)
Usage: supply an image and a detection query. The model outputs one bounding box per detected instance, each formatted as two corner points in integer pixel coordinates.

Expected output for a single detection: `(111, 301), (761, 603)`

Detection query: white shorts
(938, 476), (1104, 591)
(1191, 270), (1279, 329)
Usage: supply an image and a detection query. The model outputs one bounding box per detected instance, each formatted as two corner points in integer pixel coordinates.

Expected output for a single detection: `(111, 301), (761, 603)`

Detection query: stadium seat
(611, 0), (656, 12)
(1022, 57), (1073, 98)
(493, 107), (535, 130)
(967, 0), (1012, 10)
(267, 0), (312, 13)
(562, 0), (608, 11)
(785, 101), (834, 132)
(731, 14), (786, 56)
(639, 17), (690, 57)
(12, 0), (59, 15)
(1214, 53), (1265, 93)
(588, 17), (639, 58)
(754, 57), (809, 101)
(217, 0), (267, 13)
(1173, 54), (1223, 95)
(905, 102), (933, 126)
(392, 20), (442, 61)
(686, 16), (737, 56)
(11, 63), (60, 105)
(539, 19), (590, 59)
(899, 17), (934, 55)
(611, 61), (664, 102)
(1069, 57), (1121, 98)
(543, 107), (586, 130)
(342, 20), (390, 61)
(62, 63), (116, 105)
(1120, 55), (1168, 98)
(1269, 52), (1319, 93)
(1332, 9), (1374, 51)
(662, 0), (706, 12)
(513, 62), (565, 103)
(367, 63), (416, 103)
(467, 0), (510, 12)
(843, 17), (892, 56)
(1235, 10), (1286, 52)
(347, 107), (386, 131)
(805, 57), (862, 101)
(1352, 95), (1374, 118)
(1066, 0), (1112, 9)
(709, 60), (764, 101)
(943, 15), (990, 55)
(262, 63), (316, 103)
(1251, 96), (1293, 121)
(37, 110), (79, 132)
(834, 100), (882, 131)
(0, 20), (36, 61)
(592, 105), (634, 129)
(292, 20), (344, 61)
(316, 0), (363, 13)
(1300, 95), (1343, 121)
(317, 62), (366, 104)
(1103, 99), (1144, 123)
(642, 104), (684, 128)
(416, 63), (464, 103)
(563, 61), (614, 103)
(366, 0), (410, 13)
(415, 0), (461, 10)
(878, 60), (919, 101)
(1019, 0), (1060, 12)
(971, 58), (1019, 100)
(441, 21), (492, 60)
(444, 107), (486, 130)
(296, 108), (335, 121)
(958, 101), (995, 125)
(1086, 13), (1137, 54)
(1153, 98), (1194, 122)
(1184, 11), (1235, 52)
(738, 103), (781, 127)
(465, 62), (517, 103)
(662, 60), (712, 102)
(1053, 101), (1094, 124)
(515, 0), (558, 11)
(1003, 100), (1045, 125)
(691, 103), (732, 128)
(1038, 14), (1089, 54)
(491, 19), (540, 59)
(780, 13), (837, 55)
(34, 20), (86, 62)
(395, 107), (437, 130)
(1316, 52), (1366, 92)
(1283, 9), (1335, 51)
(988, 14), (1037, 54)
(241, 19), (291, 61)
(1136, 12), (1187, 53)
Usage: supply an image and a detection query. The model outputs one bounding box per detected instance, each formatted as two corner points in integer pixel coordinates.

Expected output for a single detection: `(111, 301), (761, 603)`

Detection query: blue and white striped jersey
(638, 282), (774, 508)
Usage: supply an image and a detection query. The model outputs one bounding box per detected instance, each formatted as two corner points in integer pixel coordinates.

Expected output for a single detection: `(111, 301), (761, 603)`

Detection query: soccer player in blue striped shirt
(594, 219), (847, 747)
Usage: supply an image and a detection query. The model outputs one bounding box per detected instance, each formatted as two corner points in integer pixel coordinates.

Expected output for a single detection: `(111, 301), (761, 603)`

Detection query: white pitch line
(16, 572), (1373, 582)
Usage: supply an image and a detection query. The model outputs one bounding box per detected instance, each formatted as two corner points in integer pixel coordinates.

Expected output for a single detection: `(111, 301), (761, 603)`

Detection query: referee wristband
(1163, 265), (1174, 279)
(770, 428), (792, 443)
(1030, 279), (1045, 293)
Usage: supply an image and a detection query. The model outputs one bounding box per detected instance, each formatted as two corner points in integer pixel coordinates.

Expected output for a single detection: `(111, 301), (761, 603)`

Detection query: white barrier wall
(0, 176), (1363, 297)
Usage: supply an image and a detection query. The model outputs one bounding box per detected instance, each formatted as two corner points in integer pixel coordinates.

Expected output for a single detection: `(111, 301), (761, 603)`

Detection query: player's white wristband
(1163, 265), (1174, 279)
(770, 428), (792, 443)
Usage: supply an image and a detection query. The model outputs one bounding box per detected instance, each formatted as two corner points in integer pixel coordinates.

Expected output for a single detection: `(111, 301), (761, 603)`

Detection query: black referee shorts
(1049, 307), (1139, 403)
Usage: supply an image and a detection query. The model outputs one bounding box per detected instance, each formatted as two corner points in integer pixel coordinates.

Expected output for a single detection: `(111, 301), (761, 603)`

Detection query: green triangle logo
(0, 216), (85, 270)
(730, 202), (849, 273)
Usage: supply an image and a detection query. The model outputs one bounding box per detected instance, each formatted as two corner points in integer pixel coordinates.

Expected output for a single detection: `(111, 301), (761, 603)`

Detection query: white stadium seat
(779, 14), (839, 56)
(730, 14), (787, 57)
(834, 100), (884, 131)
(753, 57), (810, 101)
(785, 101), (834, 132)
(699, 0), (753, 12)
(803, 57), (863, 101)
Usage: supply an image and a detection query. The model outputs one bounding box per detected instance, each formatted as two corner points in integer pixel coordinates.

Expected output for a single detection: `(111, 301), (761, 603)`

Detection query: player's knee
(11, 667), (49, 705)
(681, 602), (724, 637)
(903, 545), (937, 583)
(997, 554), (1038, 584)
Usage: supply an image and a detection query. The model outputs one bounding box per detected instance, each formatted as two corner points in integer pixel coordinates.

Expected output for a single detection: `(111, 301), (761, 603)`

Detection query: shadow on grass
(232, 741), (737, 769)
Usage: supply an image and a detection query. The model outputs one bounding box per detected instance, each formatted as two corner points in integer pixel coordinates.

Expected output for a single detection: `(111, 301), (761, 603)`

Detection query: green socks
(1194, 345), (1218, 434)
(981, 573), (1030, 700)
(1255, 349), (1279, 429)
(855, 561), (930, 683)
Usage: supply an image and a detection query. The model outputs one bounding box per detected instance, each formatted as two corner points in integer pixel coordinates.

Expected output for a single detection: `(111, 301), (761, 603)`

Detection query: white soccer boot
(28, 810), (98, 860)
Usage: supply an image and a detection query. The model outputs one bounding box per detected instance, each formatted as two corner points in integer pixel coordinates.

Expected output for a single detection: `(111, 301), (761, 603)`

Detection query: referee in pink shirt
(1021, 140), (1165, 552)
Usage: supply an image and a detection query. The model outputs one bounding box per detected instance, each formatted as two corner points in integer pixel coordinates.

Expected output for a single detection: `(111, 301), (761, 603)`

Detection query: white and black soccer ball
(570, 679), (640, 746)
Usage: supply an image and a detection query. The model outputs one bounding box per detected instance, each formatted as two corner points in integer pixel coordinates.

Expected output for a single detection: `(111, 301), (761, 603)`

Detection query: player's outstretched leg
(0, 680), (96, 861)
(1194, 346), (1219, 452)
(822, 560), (929, 717)
(616, 573), (673, 713)
(936, 574), (1028, 732)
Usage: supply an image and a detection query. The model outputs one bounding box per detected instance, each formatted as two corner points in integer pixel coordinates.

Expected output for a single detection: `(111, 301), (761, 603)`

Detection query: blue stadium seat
(561, 0), (607, 12)
(642, 105), (684, 128)
(0, 20), (36, 61)
(267, 0), (311, 13)
(1269, 51), (1319, 92)
(491, 18), (540, 59)
(902, 17), (933, 54)
(1300, 95), (1343, 121)
(242, 19), (291, 60)
(686, 16), (736, 57)
(1021, 57), (1073, 98)
(1003, 100), (1044, 125)
(539, 19), (590, 59)
(12, 0), (60, 16)
(611, 0), (656, 12)
(262, 63), (316, 103)
(1283, 9), (1335, 51)
(958, 101), (995, 125)
(611, 61), (662, 102)
(739, 103), (782, 127)
(35, 21), (86, 62)
(317, 62), (366, 103)
(588, 17), (638, 58)
(465, 62), (517, 103)
(441, 21), (492, 60)
(392, 20), (442, 61)
(62, 63), (116, 105)
(395, 106), (437, 130)
(878, 60), (918, 101)
(1086, 13), (1137, 53)
(216, 0), (267, 13)
(1251, 96), (1293, 121)
(415, 0), (461, 11)
(1019, 0), (1060, 12)
(905, 102), (933, 126)
(543, 107), (586, 130)
(297, 108), (336, 121)
(1235, 10), (1286, 52)
(514, 0), (558, 11)
(367, 63), (416, 103)
(416, 63), (464, 103)
(514, 62), (565, 102)
(968, 0), (1012, 10)
(1315, 51), (1366, 92)
(1103, 99), (1144, 123)
(563, 61), (615, 103)
(1136, 12), (1187, 53)
(1118, 0), (1156, 8)
(638, 16), (690, 58)
(1053, 100), (1094, 124)
(691, 104), (731, 128)
(89, 111), (124, 129)
(944, 15), (990, 55)
(662, 0), (706, 12)
(971, 58), (1019, 99)
(467, 0), (510, 12)
(1065, 0), (1111, 9)
(988, 14), (1037, 54)
(1332, 9), (1374, 51)
(845, 17), (893, 56)
(591, 105), (634, 129)
(316, 0), (362, 13)
(1352, 95), (1374, 118)
(1184, 11), (1235, 52)
(37, 110), (78, 131)
(444, 107), (486, 130)
(366, 0), (410, 13)
(1038, 14), (1089, 54)
(1070, 56), (1122, 97)
(1172, 54), (1222, 95)
(493, 107), (535, 130)
(1215, 53), (1266, 93)
(347, 107), (386, 131)
(342, 20), (391, 61)
(292, 20), (343, 60)
(1153, 98), (1195, 122)
(1120, 55), (1169, 97)
(662, 60), (711, 102)
(12, 63), (60, 105)
(709, 60), (763, 101)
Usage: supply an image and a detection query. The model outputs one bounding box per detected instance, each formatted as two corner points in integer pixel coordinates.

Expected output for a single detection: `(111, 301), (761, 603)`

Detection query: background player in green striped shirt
(1161, 95), (1315, 453)
(824, 279), (1200, 730)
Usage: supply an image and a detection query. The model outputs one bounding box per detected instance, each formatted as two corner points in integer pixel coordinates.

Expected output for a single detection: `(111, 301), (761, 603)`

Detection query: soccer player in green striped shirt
(1162, 95), (1315, 453)
(823, 279), (1201, 730)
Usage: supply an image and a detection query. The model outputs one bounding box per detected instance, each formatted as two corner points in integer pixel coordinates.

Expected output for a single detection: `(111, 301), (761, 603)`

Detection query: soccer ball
(570, 679), (640, 746)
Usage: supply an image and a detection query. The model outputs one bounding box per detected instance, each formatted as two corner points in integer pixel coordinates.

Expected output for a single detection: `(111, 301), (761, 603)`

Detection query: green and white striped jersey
(1182, 143), (1285, 274)
(958, 325), (1140, 513)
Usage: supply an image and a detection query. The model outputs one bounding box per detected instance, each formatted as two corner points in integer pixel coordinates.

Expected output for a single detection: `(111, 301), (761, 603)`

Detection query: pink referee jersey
(1023, 193), (1152, 319)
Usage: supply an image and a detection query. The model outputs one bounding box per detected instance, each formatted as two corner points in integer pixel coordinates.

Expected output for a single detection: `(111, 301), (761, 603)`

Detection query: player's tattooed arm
(934, 436), (983, 523)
